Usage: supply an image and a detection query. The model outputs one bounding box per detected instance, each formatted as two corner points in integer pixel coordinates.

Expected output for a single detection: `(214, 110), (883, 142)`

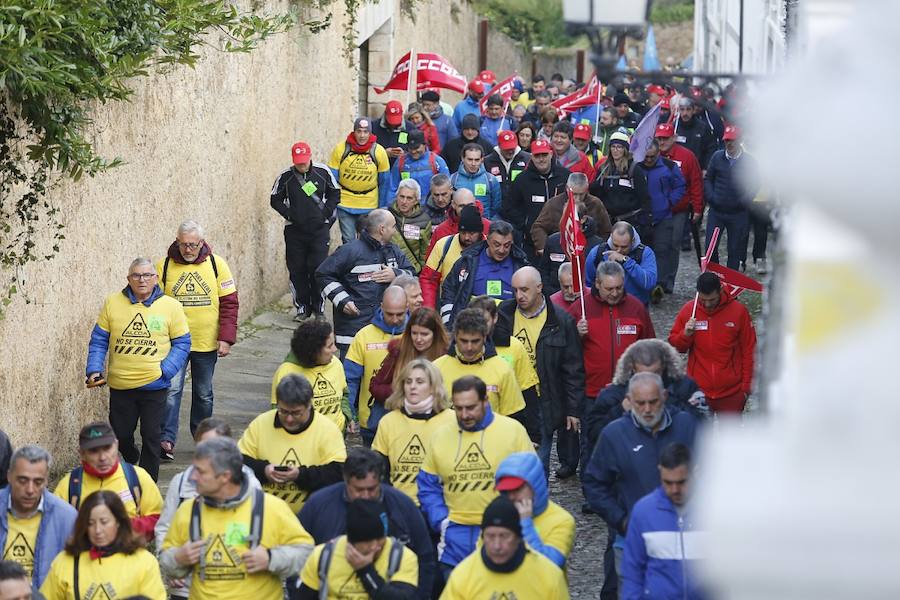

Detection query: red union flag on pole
(559, 188), (588, 319)
(692, 226), (764, 318)
(374, 52), (467, 94)
(479, 73), (519, 114)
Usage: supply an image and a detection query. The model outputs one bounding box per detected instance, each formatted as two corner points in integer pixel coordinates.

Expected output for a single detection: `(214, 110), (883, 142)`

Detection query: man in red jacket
(567, 261), (655, 402)
(425, 188), (491, 256)
(655, 123), (703, 293)
(668, 272), (756, 414)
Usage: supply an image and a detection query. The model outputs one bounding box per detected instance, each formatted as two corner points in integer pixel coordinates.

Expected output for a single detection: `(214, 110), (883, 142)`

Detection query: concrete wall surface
(0, 0), (528, 467)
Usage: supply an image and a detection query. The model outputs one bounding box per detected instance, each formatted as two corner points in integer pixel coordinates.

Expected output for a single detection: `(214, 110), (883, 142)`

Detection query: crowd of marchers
(0, 70), (767, 600)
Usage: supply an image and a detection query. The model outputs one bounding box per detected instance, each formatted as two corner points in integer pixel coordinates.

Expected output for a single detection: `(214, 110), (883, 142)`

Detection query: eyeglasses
(277, 406), (309, 419)
(128, 273), (157, 281)
(178, 242), (202, 250)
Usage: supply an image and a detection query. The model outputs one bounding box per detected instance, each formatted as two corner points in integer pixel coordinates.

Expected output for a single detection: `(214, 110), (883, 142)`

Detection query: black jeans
(284, 225), (330, 314)
(109, 388), (167, 481)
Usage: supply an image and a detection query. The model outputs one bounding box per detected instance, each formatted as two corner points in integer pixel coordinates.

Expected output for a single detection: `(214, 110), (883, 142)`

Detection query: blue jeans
(706, 208), (750, 270)
(337, 208), (370, 244)
(161, 350), (217, 443)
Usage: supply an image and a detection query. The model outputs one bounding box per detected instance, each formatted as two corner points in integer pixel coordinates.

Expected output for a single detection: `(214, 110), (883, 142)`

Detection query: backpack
(341, 142), (379, 165)
(314, 537), (405, 600)
(189, 487), (265, 546)
(397, 152), (438, 176)
(162, 254), (218, 287)
(68, 461), (142, 512)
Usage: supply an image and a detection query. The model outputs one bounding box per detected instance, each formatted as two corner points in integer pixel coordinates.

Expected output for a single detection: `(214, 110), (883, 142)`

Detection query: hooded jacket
(622, 486), (707, 600)
(387, 150), (450, 203)
(674, 116), (717, 169)
(668, 290), (756, 399)
(315, 231), (413, 345)
(441, 134), (494, 175)
(704, 149), (760, 214)
(426, 201), (491, 255)
(479, 115), (514, 147)
(451, 165), (502, 219)
(530, 191), (612, 254)
(430, 109), (458, 148)
(483, 147), (531, 209)
(496, 298), (584, 430)
(452, 96), (482, 132)
(582, 410), (698, 534)
(0, 488), (77, 589)
(635, 156), (687, 225)
(270, 163), (340, 233)
(584, 229), (658, 305)
(494, 453), (576, 567)
(439, 240), (530, 326)
(554, 144), (594, 178)
(298, 482), (436, 600)
(424, 193), (450, 226)
(503, 160), (570, 252)
(389, 200), (433, 273)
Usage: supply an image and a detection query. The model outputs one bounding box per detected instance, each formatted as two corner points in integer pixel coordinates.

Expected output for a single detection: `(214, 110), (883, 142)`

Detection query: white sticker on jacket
(531, 195), (545, 203)
(694, 320), (709, 331)
(618, 178), (633, 188)
(550, 253), (566, 262)
(403, 224), (421, 240)
(617, 324), (638, 335)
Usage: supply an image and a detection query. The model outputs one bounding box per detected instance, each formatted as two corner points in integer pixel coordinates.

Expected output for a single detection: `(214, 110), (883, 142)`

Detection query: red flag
(479, 73), (519, 114)
(551, 74), (605, 115)
(374, 52), (467, 95)
(700, 227), (764, 295)
(559, 189), (587, 294)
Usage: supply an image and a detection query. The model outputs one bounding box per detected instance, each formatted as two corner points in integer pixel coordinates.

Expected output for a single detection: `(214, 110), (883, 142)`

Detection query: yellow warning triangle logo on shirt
(122, 313), (151, 338)
(312, 373), (337, 398)
(280, 448), (302, 467)
(2, 533), (33, 560)
(397, 434), (425, 464)
(173, 272), (207, 297)
(87, 584), (115, 600)
(514, 328), (534, 356)
(205, 535), (237, 567)
(454, 442), (492, 472)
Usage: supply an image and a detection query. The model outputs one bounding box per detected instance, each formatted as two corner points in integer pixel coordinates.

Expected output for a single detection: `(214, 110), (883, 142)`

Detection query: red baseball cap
(495, 476), (527, 492)
(468, 79), (486, 95)
(573, 123), (592, 140)
(530, 139), (552, 154)
(498, 130), (518, 151)
(723, 125), (741, 140)
(660, 98), (671, 110)
(655, 123), (675, 138)
(647, 84), (666, 96)
(291, 141), (312, 165)
(385, 100), (403, 126)
(478, 70), (496, 84)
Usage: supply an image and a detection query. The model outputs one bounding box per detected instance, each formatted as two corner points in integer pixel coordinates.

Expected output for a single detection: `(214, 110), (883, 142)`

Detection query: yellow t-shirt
(3, 511), (41, 577)
(328, 141), (390, 211)
(420, 414), (534, 525)
(424, 234), (465, 280)
(162, 492), (313, 600)
(371, 409), (457, 505)
(94, 291), (190, 390)
(441, 547), (569, 600)
(271, 358), (347, 430)
(300, 536), (418, 598)
(513, 307), (547, 369)
(433, 354), (526, 416)
(54, 463), (163, 518)
(345, 325), (397, 429)
(495, 337), (540, 391)
(237, 409), (347, 512)
(534, 501), (577, 564)
(156, 254), (236, 352)
(40, 549), (166, 600)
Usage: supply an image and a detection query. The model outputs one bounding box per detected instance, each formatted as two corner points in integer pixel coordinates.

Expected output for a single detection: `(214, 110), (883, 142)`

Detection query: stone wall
(0, 0), (528, 466)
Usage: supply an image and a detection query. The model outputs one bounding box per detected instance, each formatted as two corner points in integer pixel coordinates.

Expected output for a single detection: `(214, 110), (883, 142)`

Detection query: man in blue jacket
(387, 129), (449, 202)
(584, 222), (658, 306)
(298, 449), (435, 600)
(583, 371), (699, 598)
(0, 446), (77, 589)
(635, 140), (686, 303)
(622, 443), (706, 600)
(452, 80), (486, 133)
(450, 144), (502, 219)
(420, 90), (457, 148)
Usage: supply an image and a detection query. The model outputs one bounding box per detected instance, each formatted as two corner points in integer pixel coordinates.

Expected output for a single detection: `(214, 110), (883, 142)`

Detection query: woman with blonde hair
(371, 358), (455, 504)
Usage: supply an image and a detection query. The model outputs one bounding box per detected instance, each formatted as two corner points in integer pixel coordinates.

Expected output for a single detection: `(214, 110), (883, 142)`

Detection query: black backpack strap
(248, 487), (264, 549)
(317, 539), (337, 600)
(121, 462), (143, 515)
(209, 254), (218, 279)
(162, 256), (170, 287)
(68, 467), (83, 510)
(386, 537), (404, 579)
(631, 243), (646, 263)
(189, 498), (202, 543)
(435, 235), (455, 273)
(340, 142), (352, 164)
(73, 553), (80, 600)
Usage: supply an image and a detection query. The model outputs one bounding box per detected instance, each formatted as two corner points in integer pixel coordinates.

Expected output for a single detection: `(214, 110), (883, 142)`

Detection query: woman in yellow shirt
(41, 490), (165, 600)
(271, 318), (349, 430)
(372, 358), (455, 505)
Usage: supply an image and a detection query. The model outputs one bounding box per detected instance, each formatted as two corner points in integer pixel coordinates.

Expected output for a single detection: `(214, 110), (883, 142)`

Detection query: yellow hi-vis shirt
(513, 307), (547, 370)
(495, 336), (540, 391)
(424, 234), (465, 280)
(300, 536), (418, 598)
(3, 511), (40, 577)
(40, 548), (166, 600)
(156, 254), (236, 352)
(94, 291), (190, 390)
(162, 492), (313, 600)
(345, 325), (398, 429)
(237, 410), (347, 513)
(54, 463), (163, 518)
(534, 500), (577, 563)
(371, 409), (457, 505)
(420, 414), (534, 525)
(441, 547), (569, 600)
(271, 357), (347, 430)
(432, 354), (526, 416)
(328, 141), (390, 211)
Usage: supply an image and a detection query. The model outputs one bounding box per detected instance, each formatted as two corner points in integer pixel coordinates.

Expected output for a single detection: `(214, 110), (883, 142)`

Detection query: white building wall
(694, 0), (787, 74)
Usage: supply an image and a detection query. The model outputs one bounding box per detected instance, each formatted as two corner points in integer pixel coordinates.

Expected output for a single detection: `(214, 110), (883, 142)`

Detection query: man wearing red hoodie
(425, 187), (491, 256)
(668, 272), (756, 414)
(656, 123), (704, 293)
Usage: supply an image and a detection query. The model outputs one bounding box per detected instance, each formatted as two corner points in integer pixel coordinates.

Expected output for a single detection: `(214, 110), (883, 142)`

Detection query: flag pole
(575, 252), (587, 321)
(691, 227), (721, 320)
(406, 48), (416, 108)
(593, 73), (602, 141)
